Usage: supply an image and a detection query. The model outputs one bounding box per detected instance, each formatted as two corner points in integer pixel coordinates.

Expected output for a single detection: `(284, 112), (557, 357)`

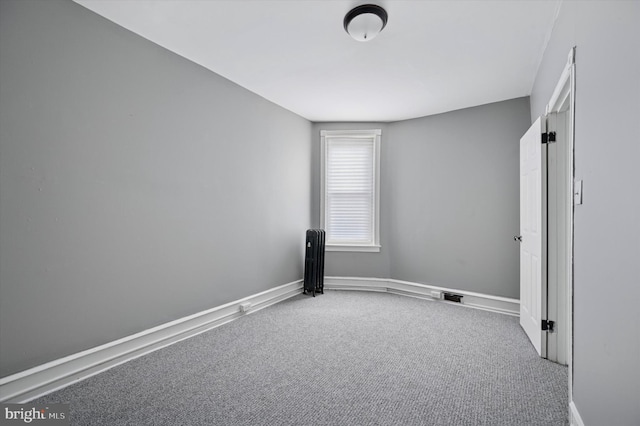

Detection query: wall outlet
(239, 303), (251, 313)
(430, 290), (442, 299)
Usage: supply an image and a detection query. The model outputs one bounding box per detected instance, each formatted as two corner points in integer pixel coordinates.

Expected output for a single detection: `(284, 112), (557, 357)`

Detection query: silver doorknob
(514, 235), (523, 242)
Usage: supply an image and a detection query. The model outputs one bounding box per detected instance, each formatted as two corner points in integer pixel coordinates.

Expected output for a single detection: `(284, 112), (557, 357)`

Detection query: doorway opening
(519, 45), (575, 419)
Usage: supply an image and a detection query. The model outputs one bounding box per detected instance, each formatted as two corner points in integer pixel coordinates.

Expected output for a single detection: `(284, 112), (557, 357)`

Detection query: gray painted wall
(387, 98), (530, 299)
(313, 98), (530, 299)
(530, 1), (640, 424)
(0, 0), (311, 377)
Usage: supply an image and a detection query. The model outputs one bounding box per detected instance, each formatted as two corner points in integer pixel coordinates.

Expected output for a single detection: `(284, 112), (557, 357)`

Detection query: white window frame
(320, 129), (381, 252)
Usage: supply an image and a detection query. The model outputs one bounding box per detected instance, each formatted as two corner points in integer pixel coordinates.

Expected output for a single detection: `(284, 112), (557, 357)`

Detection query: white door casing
(519, 116), (547, 357)
(545, 48), (575, 370)
(545, 111), (570, 366)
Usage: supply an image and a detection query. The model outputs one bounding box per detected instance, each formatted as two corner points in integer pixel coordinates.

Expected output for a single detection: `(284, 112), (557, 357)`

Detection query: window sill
(326, 244), (381, 253)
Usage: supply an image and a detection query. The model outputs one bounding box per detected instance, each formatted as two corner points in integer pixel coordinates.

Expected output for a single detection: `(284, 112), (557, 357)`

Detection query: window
(320, 129), (381, 252)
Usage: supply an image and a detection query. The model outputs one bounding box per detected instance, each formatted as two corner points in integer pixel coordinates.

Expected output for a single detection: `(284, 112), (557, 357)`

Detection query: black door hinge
(541, 320), (555, 332)
(542, 132), (556, 144)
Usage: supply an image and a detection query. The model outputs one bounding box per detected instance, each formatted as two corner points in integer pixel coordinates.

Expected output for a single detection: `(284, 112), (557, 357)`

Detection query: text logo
(1, 404), (69, 426)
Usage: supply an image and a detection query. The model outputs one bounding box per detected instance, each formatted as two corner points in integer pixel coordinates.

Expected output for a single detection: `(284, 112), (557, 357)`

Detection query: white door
(519, 117), (547, 357)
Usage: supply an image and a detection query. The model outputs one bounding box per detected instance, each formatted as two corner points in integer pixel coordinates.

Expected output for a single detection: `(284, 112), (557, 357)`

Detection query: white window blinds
(321, 130), (380, 251)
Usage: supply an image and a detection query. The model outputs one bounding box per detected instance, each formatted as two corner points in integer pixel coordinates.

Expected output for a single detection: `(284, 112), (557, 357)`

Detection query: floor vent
(443, 293), (463, 303)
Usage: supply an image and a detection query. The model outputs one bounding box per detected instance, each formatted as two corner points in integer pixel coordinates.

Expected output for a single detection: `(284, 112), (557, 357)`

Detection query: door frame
(544, 47), (575, 409)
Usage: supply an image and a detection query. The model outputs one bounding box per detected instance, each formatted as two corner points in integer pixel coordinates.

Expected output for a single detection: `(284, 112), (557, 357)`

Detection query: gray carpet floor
(34, 291), (568, 425)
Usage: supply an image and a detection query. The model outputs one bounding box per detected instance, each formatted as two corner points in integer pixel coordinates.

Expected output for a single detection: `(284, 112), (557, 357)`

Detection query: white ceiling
(73, 0), (561, 122)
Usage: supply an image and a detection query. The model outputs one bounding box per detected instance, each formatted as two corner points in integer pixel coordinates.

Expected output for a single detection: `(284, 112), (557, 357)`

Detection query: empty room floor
(34, 291), (568, 425)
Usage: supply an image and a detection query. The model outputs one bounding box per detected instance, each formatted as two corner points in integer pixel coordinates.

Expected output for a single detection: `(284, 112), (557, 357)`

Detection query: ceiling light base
(344, 4), (388, 42)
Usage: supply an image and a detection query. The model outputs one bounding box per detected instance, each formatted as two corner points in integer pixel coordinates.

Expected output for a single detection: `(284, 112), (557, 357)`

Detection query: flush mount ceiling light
(343, 4), (388, 42)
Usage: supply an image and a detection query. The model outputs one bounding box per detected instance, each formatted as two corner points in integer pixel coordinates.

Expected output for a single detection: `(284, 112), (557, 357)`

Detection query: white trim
(326, 244), (380, 252)
(320, 129), (382, 137)
(324, 277), (520, 316)
(0, 276), (520, 403)
(320, 129), (381, 251)
(546, 47), (575, 116)
(0, 280), (303, 403)
(545, 46), (576, 404)
(570, 401), (585, 426)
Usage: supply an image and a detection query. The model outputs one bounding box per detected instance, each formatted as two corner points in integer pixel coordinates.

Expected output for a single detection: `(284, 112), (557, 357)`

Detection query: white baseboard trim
(0, 280), (303, 403)
(570, 401), (585, 426)
(324, 277), (520, 316)
(0, 277), (518, 403)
